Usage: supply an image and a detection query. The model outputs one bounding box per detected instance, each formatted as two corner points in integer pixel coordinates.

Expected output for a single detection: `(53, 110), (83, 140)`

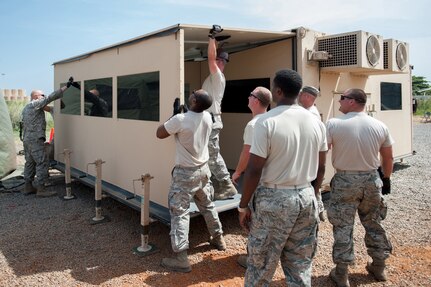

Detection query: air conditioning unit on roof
(317, 31), (384, 72)
(383, 39), (409, 73)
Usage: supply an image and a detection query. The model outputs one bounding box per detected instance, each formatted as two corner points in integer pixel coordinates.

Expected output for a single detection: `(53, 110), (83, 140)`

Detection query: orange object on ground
(49, 128), (55, 143)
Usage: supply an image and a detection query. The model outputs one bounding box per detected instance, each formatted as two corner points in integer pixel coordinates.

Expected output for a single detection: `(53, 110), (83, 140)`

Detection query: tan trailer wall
(54, 33), (183, 207)
(185, 39), (293, 169)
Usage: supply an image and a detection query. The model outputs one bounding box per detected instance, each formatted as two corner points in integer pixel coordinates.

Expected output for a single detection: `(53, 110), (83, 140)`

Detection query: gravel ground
(1, 120), (430, 287)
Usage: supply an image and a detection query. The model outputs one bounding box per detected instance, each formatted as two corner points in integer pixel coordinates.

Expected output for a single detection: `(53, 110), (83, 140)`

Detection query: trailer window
(117, 72), (160, 121)
(83, 78), (113, 118)
(381, 82), (402, 110)
(60, 83), (81, 115)
(222, 78), (271, 113)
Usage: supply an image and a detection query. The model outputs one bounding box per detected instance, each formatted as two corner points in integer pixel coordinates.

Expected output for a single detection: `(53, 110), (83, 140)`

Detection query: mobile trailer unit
(52, 24), (412, 223)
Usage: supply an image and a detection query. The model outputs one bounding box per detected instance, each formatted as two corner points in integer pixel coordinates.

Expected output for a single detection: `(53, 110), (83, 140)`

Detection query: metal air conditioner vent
(383, 39), (409, 73)
(317, 31), (384, 72)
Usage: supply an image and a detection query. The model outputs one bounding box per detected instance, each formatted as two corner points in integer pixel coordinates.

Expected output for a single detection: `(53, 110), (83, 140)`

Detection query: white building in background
(1, 89), (28, 101)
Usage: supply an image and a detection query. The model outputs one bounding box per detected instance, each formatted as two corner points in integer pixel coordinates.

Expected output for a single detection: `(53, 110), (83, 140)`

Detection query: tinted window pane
(84, 78), (113, 118)
(381, 82), (402, 111)
(60, 83), (81, 115)
(117, 72), (160, 121)
(222, 78), (271, 113)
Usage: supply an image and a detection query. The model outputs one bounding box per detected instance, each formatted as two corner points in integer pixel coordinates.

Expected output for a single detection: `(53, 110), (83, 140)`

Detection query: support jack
(133, 174), (158, 256)
(88, 159), (110, 225)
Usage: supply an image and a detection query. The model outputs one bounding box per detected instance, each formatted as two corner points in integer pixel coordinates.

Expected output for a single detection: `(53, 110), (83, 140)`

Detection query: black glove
(173, 98), (188, 116)
(71, 81), (81, 89)
(215, 35), (231, 42)
(209, 24), (223, 38)
(66, 76), (74, 88)
(19, 121), (23, 142)
(173, 98), (181, 115)
(179, 104), (188, 113)
(382, 178), (391, 195)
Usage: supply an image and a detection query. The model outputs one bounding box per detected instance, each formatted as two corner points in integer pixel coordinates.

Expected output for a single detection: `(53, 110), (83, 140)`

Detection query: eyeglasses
(249, 93), (260, 101)
(340, 95), (354, 100)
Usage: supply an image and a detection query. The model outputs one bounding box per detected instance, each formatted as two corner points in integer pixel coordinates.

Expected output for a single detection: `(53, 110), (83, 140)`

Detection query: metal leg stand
(133, 173), (158, 256)
(90, 159), (110, 225)
(63, 149), (76, 200)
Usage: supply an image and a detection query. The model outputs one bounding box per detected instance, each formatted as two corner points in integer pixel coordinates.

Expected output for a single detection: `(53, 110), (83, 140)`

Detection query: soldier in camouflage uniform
(326, 88), (394, 287)
(238, 69), (328, 287)
(203, 26), (238, 200)
(22, 81), (71, 197)
(156, 89), (225, 273)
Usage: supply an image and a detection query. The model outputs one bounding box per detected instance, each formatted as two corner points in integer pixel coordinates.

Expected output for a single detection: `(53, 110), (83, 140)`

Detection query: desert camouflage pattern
(168, 164), (223, 252)
(327, 172), (392, 264)
(245, 186), (318, 287)
(23, 139), (48, 187)
(208, 128), (231, 182)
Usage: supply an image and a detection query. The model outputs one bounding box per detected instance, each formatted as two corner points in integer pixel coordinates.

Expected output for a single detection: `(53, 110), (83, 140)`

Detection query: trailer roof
(53, 23), (296, 65)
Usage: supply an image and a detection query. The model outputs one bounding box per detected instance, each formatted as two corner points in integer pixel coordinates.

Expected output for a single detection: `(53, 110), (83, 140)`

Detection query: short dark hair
(193, 89), (213, 112)
(346, 88), (367, 105)
(273, 69), (303, 99)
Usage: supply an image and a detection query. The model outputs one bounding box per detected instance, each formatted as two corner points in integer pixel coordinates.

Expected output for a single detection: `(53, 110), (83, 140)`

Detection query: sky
(0, 0), (430, 95)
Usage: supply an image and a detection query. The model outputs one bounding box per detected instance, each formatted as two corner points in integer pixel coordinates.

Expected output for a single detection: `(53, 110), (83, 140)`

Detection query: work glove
(382, 177), (391, 195)
(173, 98), (181, 115)
(71, 81), (81, 90)
(173, 98), (188, 116)
(209, 24), (223, 39)
(215, 35), (231, 42)
(179, 104), (188, 113)
(377, 166), (391, 195)
(66, 76), (74, 88)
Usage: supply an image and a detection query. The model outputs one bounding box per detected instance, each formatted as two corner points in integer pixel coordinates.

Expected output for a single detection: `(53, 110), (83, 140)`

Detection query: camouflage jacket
(21, 88), (63, 142)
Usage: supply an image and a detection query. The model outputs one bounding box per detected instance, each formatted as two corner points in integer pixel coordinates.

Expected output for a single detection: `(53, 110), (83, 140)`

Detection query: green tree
(412, 75), (431, 95)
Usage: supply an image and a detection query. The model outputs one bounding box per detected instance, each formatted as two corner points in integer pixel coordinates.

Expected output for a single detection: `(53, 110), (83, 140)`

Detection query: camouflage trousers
(327, 171), (392, 264)
(168, 164), (223, 253)
(245, 185), (318, 287)
(208, 128), (230, 183)
(23, 139), (49, 187)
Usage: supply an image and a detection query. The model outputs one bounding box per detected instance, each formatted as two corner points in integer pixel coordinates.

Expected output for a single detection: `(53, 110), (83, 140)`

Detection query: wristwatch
(237, 206), (249, 213)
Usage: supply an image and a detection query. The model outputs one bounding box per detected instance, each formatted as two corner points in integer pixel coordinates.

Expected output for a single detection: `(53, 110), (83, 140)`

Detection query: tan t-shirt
(243, 114), (263, 146)
(202, 69), (226, 129)
(251, 105), (328, 186)
(164, 111), (212, 167)
(326, 112), (394, 171)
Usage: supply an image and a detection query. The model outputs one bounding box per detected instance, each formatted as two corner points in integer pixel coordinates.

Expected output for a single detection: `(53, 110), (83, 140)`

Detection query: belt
(261, 182), (311, 189)
(336, 169), (376, 175)
(175, 162), (207, 170)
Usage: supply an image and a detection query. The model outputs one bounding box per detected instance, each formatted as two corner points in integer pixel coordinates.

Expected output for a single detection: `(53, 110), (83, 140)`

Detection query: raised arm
(207, 37), (218, 75)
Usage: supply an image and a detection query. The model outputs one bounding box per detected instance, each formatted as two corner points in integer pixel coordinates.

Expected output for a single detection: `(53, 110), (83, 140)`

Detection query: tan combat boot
(22, 182), (36, 195)
(209, 234), (226, 251)
(214, 179), (238, 200)
(366, 259), (387, 281)
(161, 250), (191, 273)
(36, 186), (57, 198)
(330, 263), (350, 287)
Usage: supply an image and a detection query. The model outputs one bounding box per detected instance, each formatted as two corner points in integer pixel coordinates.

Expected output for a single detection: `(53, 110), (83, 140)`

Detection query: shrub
(416, 98), (431, 115)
